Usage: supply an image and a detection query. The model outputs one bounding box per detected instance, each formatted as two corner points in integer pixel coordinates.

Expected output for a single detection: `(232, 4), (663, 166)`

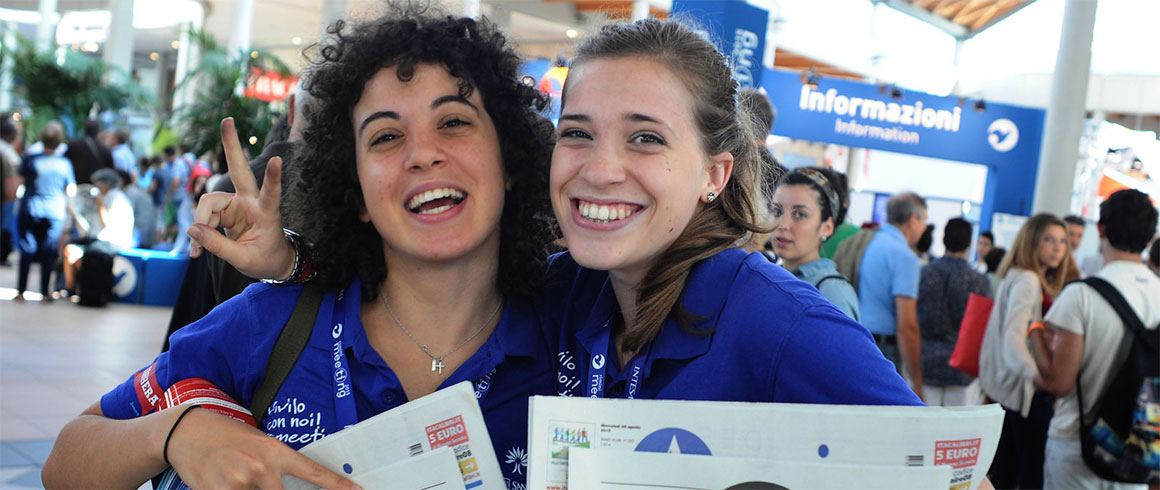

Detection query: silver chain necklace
(379, 287), (502, 375)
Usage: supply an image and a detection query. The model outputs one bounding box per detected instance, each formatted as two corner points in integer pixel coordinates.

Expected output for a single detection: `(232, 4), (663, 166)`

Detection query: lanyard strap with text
(330, 289), (358, 430)
(587, 317), (646, 399)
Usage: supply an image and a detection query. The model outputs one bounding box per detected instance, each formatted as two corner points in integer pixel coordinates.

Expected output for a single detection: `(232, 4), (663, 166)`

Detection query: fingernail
(188, 227), (203, 241)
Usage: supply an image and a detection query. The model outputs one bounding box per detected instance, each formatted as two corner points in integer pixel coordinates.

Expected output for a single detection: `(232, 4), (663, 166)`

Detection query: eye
(559, 128), (591, 140)
(441, 117), (469, 129)
(630, 132), (665, 145)
(793, 210), (807, 220)
(771, 206), (783, 218)
(371, 132), (399, 146)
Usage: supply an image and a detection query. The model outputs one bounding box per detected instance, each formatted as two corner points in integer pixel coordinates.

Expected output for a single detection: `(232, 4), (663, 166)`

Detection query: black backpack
(1075, 277), (1160, 484)
(76, 245), (116, 306)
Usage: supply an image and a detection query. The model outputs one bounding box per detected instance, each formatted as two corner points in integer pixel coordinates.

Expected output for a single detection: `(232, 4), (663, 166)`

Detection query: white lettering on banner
(834, 118), (921, 145)
(800, 86), (961, 133)
(732, 28), (760, 88)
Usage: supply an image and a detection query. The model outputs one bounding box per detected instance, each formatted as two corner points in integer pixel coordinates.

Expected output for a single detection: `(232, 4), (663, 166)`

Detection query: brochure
(284, 381), (502, 490)
(527, 396), (1003, 490)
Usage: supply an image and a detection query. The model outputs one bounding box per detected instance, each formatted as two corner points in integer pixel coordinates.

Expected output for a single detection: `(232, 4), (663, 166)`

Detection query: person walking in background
(1028, 190), (1158, 489)
(1, 113), (23, 265)
(917, 218), (990, 406)
(974, 230), (994, 274)
(110, 129), (137, 182)
(857, 191), (928, 400)
(979, 213), (1075, 489)
(771, 167), (860, 321)
(819, 171), (858, 260)
(15, 122), (75, 301)
(915, 223), (934, 266)
(63, 119), (114, 186)
(121, 168), (156, 249)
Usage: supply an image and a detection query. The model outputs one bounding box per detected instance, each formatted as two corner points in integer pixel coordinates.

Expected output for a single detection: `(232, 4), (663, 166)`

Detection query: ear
(359, 206), (371, 223)
(820, 217), (835, 240)
(1097, 222), (1106, 239)
(702, 151), (734, 203)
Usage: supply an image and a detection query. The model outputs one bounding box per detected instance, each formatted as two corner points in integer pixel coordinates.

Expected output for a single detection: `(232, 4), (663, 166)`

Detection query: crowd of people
(0, 112), (224, 302)
(3, 3), (1152, 490)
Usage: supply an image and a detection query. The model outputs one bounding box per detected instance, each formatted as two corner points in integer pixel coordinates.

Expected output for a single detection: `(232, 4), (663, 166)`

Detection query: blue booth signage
(760, 67), (1046, 230)
(672, 0), (768, 88)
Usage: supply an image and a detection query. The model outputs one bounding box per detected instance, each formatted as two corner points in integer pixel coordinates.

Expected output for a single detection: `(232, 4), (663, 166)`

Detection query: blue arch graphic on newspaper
(633, 428), (713, 455)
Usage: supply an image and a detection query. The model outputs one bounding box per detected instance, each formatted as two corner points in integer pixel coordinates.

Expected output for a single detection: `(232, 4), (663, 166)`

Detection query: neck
(945, 250), (968, 259)
(1103, 246), (1143, 265)
(781, 250), (820, 272)
(607, 265), (648, 366)
(377, 240), (503, 349)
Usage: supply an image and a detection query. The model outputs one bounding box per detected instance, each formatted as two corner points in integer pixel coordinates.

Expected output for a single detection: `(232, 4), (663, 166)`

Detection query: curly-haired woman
(43, 8), (557, 489)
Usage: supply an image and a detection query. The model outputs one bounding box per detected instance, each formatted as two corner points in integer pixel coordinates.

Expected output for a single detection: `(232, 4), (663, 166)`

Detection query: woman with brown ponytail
(540, 18), (919, 405)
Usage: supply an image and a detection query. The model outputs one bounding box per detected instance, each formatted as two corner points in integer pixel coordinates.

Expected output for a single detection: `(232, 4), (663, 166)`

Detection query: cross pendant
(432, 358), (445, 375)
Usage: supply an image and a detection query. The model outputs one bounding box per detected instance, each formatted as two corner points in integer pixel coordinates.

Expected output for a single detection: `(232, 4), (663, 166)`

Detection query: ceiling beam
(877, 0), (969, 39)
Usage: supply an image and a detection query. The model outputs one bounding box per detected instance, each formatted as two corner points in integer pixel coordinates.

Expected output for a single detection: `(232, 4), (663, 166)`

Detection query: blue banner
(759, 68), (1046, 227)
(672, 1), (768, 88)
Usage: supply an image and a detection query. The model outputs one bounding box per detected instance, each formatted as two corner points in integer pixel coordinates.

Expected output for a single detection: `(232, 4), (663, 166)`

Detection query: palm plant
(169, 28), (293, 159)
(5, 34), (152, 138)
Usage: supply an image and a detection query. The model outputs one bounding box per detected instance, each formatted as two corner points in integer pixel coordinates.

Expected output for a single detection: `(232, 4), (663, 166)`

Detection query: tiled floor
(0, 260), (171, 489)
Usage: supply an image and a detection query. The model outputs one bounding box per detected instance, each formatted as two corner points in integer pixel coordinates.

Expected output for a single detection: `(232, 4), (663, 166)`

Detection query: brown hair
(38, 121), (65, 151)
(998, 213), (1075, 297)
(565, 18), (770, 353)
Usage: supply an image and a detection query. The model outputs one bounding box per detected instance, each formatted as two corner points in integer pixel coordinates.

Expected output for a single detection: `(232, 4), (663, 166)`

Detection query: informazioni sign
(761, 68), (1046, 224)
(762, 68), (1043, 169)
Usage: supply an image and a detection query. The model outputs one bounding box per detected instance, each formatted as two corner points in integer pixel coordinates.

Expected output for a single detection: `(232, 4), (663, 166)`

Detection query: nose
(406, 129), (445, 171)
(578, 141), (626, 187)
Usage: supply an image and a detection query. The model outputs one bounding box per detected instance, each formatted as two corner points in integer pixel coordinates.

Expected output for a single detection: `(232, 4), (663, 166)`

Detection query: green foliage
(5, 34), (153, 138)
(169, 27), (290, 159)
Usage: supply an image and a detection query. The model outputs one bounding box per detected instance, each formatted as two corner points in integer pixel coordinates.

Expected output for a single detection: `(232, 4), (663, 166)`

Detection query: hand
(167, 407), (359, 490)
(188, 118), (295, 280)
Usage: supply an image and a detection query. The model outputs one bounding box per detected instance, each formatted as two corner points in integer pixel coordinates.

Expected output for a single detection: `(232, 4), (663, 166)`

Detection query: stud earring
(706, 192), (717, 203)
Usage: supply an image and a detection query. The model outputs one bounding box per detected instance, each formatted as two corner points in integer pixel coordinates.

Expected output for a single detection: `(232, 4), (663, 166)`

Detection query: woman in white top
(979, 213), (1074, 488)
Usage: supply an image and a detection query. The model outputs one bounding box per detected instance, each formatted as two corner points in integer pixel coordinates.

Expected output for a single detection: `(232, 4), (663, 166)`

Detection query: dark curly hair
(283, 4), (558, 302)
(1099, 189), (1158, 254)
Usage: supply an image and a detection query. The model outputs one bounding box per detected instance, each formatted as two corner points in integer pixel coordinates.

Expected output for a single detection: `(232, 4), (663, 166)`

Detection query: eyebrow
(431, 94), (479, 112)
(558, 114), (589, 123)
(358, 111), (399, 136)
(627, 113), (662, 124)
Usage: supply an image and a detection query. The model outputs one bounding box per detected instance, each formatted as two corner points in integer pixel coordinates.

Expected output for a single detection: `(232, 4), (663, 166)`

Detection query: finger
(221, 118), (259, 198)
(195, 192), (235, 227)
(284, 453), (360, 490)
(189, 223), (248, 267)
(256, 474), (285, 490)
(259, 156), (283, 212)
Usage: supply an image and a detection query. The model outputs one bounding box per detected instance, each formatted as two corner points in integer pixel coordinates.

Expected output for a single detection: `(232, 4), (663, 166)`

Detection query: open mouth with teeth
(575, 199), (639, 224)
(407, 187), (467, 215)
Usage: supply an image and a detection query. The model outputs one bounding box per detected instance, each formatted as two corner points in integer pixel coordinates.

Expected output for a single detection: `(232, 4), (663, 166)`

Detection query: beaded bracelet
(163, 405), (202, 467)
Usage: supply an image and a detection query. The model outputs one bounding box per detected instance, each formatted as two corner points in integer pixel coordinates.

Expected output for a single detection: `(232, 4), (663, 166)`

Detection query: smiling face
(550, 56), (732, 282)
(771, 184), (833, 269)
(353, 63), (506, 265)
(1036, 224), (1068, 270)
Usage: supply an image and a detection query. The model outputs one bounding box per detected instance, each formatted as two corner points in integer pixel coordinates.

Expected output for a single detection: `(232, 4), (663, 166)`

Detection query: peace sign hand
(188, 118), (296, 281)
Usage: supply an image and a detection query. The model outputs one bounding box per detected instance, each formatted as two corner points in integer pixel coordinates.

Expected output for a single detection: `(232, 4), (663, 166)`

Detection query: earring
(706, 192), (717, 203)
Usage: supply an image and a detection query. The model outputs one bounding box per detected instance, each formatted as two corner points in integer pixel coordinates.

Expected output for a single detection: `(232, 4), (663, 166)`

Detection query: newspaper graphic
(351, 446), (467, 490)
(527, 397), (1003, 490)
(284, 382), (502, 490)
(567, 447), (954, 489)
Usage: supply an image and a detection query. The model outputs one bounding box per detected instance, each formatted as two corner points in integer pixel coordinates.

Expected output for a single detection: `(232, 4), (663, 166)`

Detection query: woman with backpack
(769, 167), (859, 320)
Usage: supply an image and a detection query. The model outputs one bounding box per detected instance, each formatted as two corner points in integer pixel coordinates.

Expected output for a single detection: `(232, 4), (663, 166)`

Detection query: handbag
(949, 293), (994, 378)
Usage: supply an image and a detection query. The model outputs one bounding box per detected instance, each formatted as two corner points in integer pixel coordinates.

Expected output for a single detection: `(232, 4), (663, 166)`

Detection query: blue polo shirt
(539, 249), (921, 405)
(101, 281), (554, 489)
(857, 223), (920, 336)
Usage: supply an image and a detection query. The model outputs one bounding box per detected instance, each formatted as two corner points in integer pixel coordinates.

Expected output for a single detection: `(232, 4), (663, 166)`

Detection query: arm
(42, 402), (358, 489)
(895, 296), (924, 401)
(1029, 322), (1084, 397)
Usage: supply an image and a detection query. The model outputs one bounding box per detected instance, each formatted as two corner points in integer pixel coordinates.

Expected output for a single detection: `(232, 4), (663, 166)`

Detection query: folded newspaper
(527, 396), (1004, 490)
(567, 447), (954, 489)
(284, 381), (502, 490)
